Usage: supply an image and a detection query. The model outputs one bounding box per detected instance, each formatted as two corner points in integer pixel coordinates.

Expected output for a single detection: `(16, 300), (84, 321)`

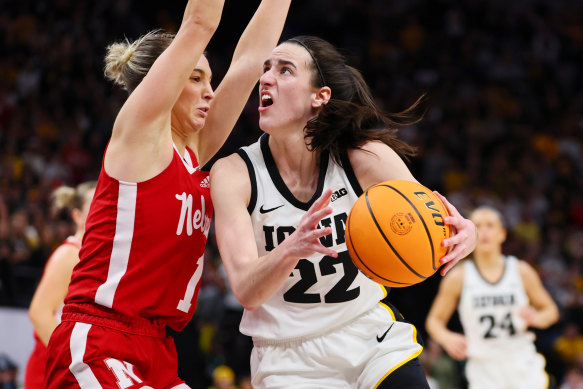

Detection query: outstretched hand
(284, 189), (338, 260)
(434, 191), (477, 276)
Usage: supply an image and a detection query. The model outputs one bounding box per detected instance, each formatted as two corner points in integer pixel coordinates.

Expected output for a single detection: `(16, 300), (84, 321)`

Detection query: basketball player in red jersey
(25, 182), (95, 388)
(210, 36), (477, 388)
(45, 0), (292, 387)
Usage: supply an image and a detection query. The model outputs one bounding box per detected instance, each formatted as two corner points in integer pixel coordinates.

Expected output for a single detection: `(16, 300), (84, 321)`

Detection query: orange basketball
(345, 180), (452, 287)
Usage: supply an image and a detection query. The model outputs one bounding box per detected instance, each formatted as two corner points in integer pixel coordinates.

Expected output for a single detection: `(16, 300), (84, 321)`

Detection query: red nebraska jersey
(65, 146), (212, 331)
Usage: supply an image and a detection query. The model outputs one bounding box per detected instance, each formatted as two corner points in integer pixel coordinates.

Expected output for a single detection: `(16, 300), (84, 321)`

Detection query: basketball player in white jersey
(210, 36), (478, 388)
(426, 206), (559, 389)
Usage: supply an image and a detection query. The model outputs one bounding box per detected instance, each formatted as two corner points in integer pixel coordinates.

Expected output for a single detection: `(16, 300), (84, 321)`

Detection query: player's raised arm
(196, 0), (292, 166)
(105, 0), (224, 181)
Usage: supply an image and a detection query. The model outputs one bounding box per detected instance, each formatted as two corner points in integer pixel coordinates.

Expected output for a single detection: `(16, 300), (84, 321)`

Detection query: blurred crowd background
(1, 0), (582, 388)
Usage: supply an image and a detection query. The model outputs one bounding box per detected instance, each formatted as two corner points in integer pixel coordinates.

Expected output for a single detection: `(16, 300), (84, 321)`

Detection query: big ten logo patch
(330, 188), (348, 202)
(104, 358), (153, 389)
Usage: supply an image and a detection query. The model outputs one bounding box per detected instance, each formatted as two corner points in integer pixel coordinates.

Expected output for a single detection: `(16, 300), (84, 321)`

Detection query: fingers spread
(311, 188), (333, 210)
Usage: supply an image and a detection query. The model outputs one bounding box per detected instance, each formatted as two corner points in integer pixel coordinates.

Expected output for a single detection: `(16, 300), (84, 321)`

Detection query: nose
(260, 69), (275, 87)
(203, 82), (215, 101)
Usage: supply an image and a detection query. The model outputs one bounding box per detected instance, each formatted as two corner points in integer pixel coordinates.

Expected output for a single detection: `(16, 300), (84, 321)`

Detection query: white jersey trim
(69, 322), (102, 388)
(173, 143), (198, 174)
(95, 182), (137, 308)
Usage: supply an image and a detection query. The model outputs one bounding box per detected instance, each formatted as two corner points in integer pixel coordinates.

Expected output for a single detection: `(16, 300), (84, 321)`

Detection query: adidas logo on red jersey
(200, 176), (210, 188)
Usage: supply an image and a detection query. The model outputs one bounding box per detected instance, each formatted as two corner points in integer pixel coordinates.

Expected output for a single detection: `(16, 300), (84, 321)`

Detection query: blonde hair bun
(104, 39), (135, 87)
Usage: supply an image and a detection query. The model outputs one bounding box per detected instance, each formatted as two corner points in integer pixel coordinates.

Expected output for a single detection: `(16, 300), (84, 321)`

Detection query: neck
(171, 130), (187, 152)
(171, 119), (201, 164)
(73, 229), (84, 243)
(474, 249), (503, 268)
(268, 131), (320, 198)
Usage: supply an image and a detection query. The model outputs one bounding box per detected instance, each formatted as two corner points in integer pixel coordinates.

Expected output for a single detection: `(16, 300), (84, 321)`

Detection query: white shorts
(465, 351), (549, 389)
(250, 303), (423, 389)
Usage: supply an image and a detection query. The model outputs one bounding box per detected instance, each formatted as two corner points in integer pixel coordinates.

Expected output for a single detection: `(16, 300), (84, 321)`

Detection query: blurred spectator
(0, 354), (17, 389)
(208, 365), (237, 389)
(559, 352), (583, 389)
(554, 322), (583, 367)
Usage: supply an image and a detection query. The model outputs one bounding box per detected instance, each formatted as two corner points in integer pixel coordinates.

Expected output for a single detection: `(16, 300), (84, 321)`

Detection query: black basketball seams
(346, 209), (411, 286)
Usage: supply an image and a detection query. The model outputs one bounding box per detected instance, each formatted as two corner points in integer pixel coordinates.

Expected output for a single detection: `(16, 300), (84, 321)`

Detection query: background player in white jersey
(25, 181), (95, 388)
(210, 35), (477, 388)
(45, 0), (292, 387)
(426, 206), (559, 389)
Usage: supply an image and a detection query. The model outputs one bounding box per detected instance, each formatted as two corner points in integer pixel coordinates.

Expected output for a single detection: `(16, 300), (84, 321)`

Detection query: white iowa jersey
(238, 134), (386, 341)
(458, 255), (537, 359)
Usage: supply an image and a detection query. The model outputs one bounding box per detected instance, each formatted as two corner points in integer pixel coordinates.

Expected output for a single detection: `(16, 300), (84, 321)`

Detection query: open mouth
(261, 94), (273, 107)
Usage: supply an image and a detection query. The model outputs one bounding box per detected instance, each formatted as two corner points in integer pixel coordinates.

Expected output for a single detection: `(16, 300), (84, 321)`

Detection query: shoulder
(51, 242), (81, 260)
(346, 140), (399, 165)
(45, 243), (81, 273)
(516, 259), (541, 284)
(210, 153), (251, 201)
(346, 140), (416, 190)
(445, 261), (466, 283)
(438, 261), (465, 295)
(211, 153), (247, 177)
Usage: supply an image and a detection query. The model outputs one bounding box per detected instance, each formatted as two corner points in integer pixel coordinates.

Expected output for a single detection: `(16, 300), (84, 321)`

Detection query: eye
(262, 65), (271, 73)
(191, 76), (201, 82)
(281, 67), (291, 75)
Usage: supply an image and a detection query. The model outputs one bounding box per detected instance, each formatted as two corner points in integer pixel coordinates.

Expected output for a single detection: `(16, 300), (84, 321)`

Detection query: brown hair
(285, 36), (423, 164)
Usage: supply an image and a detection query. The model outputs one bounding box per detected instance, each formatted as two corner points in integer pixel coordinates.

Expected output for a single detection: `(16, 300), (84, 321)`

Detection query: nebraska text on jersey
(175, 193), (211, 237)
(66, 146), (213, 331)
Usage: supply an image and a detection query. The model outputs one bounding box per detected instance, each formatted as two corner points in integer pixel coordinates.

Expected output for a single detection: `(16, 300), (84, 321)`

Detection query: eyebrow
(263, 59), (297, 69)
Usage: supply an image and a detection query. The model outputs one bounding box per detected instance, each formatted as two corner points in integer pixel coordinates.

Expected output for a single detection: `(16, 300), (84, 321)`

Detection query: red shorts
(25, 338), (48, 388)
(45, 305), (189, 389)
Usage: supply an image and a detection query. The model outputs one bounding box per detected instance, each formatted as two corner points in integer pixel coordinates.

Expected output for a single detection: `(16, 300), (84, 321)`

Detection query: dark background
(1, 0), (582, 388)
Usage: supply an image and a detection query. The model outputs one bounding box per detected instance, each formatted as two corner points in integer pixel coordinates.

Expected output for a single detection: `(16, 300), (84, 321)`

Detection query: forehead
(194, 55), (211, 74)
(268, 43), (312, 69)
(472, 209), (502, 224)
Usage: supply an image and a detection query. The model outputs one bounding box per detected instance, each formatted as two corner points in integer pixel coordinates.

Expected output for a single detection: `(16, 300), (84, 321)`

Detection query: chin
(193, 119), (206, 131)
(258, 117), (272, 132)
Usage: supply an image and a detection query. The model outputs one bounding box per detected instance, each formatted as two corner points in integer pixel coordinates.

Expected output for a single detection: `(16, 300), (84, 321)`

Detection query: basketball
(345, 180), (452, 287)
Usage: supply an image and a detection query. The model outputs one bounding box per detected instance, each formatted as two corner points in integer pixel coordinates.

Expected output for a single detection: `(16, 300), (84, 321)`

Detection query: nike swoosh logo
(259, 204), (284, 214)
(376, 323), (394, 343)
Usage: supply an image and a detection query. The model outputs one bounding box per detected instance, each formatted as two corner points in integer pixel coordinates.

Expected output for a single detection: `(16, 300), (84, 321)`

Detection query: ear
(312, 86), (331, 108)
(71, 208), (83, 228)
(499, 227), (507, 244)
